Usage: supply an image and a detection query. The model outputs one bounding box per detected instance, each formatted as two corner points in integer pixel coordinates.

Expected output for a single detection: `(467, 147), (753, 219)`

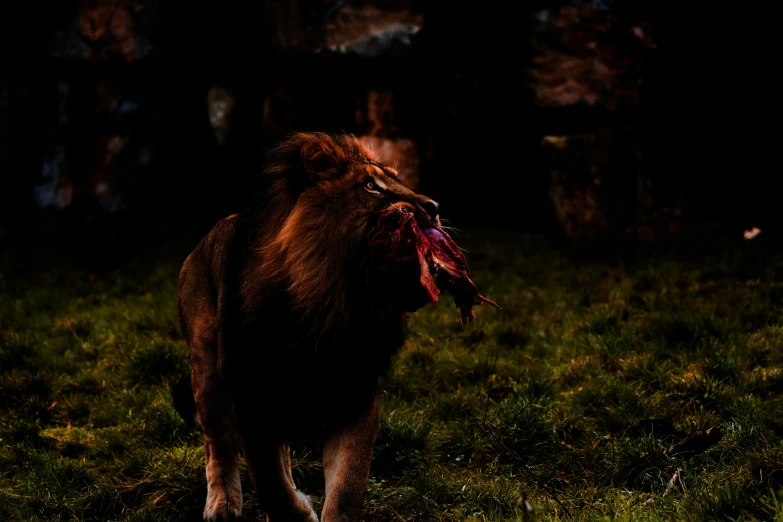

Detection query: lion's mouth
(385, 201), (438, 230)
(360, 206), (500, 325)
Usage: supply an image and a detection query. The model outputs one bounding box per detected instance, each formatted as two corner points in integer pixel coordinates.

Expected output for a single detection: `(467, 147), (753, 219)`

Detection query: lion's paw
(263, 511), (319, 522)
(294, 491), (319, 522)
(264, 491), (319, 522)
(203, 487), (243, 521)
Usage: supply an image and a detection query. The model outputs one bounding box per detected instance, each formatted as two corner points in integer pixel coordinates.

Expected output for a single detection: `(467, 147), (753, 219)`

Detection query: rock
(207, 85), (235, 146)
(531, 0), (655, 110)
(322, 4), (423, 56)
(542, 126), (657, 238)
(263, 0), (423, 56)
(48, 0), (156, 62)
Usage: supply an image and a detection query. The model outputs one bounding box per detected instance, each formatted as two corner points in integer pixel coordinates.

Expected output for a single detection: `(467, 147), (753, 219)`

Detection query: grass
(2, 225), (783, 521)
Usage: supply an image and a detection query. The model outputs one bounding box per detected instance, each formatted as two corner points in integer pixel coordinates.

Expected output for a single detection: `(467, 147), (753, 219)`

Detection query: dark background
(0, 0), (780, 249)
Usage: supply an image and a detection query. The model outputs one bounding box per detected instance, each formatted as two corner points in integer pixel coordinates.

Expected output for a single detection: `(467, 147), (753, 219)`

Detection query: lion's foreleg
(192, 347), (243, 521)
(321, 391), (380, 522)
(237, 432), (318, 522)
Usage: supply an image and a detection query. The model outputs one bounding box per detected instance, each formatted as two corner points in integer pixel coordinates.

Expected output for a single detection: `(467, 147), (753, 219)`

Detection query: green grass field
(2, 227), (783, 521)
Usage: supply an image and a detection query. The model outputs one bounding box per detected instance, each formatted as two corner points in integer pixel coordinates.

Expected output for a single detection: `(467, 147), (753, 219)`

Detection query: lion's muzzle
(387, 196), (440, 229)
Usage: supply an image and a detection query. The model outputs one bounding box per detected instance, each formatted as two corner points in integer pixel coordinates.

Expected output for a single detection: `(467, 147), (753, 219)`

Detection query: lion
(175, 132), (442, 521)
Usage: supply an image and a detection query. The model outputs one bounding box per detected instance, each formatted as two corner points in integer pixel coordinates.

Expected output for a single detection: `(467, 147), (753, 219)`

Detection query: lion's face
(254, 132), (441, 330)
(288, 133), (440, 250)
(313, 159), (439, 239)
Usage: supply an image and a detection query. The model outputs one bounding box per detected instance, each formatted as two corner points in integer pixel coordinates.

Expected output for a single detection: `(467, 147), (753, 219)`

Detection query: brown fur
(176, 132), (440, 521)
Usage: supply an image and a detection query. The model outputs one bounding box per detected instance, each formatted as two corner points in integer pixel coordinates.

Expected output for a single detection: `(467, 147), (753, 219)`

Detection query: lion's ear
(274, 132), (349, 198)
(299, 133), (346, 179)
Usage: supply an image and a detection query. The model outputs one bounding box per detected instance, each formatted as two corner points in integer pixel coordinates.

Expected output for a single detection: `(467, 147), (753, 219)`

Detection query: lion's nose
(422, 199), (439, 221)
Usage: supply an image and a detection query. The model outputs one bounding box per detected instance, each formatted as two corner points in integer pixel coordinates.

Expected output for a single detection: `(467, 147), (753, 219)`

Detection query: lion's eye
(365, 181), (376, 191)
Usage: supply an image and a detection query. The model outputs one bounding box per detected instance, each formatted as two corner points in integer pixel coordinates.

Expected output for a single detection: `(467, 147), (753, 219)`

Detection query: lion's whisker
(441, 226), (463, 241)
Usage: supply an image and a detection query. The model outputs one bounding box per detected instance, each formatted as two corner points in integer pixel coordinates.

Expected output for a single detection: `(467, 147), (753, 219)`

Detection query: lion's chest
(225, 347), (380, 438)
(220, 301), (405, 435)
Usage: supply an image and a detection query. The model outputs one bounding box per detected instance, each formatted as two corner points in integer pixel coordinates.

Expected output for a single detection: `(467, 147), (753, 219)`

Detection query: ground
(2, 226), (783, 521)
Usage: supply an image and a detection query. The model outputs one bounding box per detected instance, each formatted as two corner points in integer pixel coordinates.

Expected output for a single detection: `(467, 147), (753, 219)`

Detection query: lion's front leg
(237, 430), (318, 522)
(321, 391), (380, 522)
(192, 357), (243, 521)
(203, 431), (243, 521)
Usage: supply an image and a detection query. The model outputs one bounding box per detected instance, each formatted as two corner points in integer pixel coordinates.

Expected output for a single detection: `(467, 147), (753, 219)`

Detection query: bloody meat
(360, 207), (501, 325)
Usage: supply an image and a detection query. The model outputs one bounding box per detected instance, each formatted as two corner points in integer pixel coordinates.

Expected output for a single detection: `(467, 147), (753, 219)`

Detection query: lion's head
(242, 132), (440, 333)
